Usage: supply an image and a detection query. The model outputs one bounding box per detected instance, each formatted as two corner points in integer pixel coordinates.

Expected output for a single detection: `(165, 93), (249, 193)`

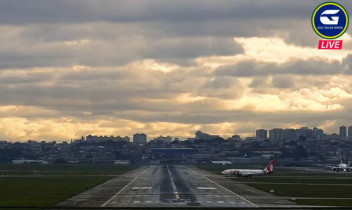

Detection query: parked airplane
(221, 160), (276, 177)
(210, 160), (232, 165)
(331, 156), (351, 172)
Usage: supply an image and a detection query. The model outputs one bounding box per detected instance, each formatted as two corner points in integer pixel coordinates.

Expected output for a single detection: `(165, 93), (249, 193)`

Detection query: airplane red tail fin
(265, 160), (276, 173)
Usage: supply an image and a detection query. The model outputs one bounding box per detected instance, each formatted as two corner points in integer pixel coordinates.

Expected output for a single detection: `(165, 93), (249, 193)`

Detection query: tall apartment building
(256, 129), (267, 141)
(348, 126), (352, 140)
(340, 126), (347, 140)
(269, 128), (284, 144)
(133, 133), (147, 144)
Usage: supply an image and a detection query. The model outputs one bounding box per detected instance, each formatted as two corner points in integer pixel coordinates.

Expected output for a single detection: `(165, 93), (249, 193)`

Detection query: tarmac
(58, 165), (297, 208)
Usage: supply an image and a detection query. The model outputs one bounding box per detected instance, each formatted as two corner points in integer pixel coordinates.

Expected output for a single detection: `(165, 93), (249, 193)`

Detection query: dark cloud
(0, 1), (316, 24)
(0, 0), (352, 140)
(271, 75), (296, 89)
(215, 59), (344, 77)
(145, 37), (243, 60)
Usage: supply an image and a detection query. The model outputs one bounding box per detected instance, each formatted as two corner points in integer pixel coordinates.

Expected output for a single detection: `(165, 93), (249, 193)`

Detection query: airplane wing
(324, 165), (336, 169)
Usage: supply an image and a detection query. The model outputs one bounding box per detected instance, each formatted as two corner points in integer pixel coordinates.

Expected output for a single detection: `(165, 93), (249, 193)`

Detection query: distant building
(269, 128), (284, 144)
(340, 126), (347, 140)
(12, 159), (48, 165)
(256, 129), (267, 141)
(229, 135), (242, 141)
(114, 160), (130, 165)
(153, 136), (172, 143)
(195, 131), (219, 140)
(348, 126), (352, 140)
(325, 133), (340, 141)
(245, 137), (257, 142)
(122, 136), (130, 142)
(297, 127), (312, 139)
(313, 127), (325, 140)
(86, 135), (129, 142)
(283, 129), (297, 141)
(133, 133), (147, 144)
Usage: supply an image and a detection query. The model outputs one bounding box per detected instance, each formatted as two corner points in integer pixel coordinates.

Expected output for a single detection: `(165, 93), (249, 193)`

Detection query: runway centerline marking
(189, 168), (258, 207)
(167, 165), (180, 200)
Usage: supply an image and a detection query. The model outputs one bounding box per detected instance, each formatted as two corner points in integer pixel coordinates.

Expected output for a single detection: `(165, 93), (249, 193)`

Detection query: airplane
(210, 160), (232, 165)
(331, 156), (351, 172)
(221, 160), (276, 178)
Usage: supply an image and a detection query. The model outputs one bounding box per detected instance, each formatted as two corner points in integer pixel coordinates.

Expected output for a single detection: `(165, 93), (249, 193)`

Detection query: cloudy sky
(1, 0), (352, 141)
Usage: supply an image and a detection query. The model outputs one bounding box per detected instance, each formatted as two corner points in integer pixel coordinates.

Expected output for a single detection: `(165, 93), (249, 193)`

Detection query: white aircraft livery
(221, 160), (276, 178)
(331, 156), (351, 172)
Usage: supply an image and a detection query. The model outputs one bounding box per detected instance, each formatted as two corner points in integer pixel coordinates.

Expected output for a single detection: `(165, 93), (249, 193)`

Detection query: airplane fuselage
(221, 169), (265, 177)
(221, 160), (276, 177)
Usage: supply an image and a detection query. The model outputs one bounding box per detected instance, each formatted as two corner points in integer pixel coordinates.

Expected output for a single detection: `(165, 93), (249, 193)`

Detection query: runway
(58, 165), (296, 208)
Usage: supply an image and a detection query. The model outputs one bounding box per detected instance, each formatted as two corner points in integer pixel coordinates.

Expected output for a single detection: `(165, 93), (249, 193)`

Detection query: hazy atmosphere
(1, 0), (352, 141)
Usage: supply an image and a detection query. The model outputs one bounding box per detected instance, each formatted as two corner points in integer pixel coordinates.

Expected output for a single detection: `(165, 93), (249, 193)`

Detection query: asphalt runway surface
(58, 165), (296, 208)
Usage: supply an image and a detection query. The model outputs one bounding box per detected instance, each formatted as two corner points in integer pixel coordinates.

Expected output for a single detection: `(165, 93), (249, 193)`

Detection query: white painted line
(217, 201), (225, 203)
(133, 201), (141, 204)
(145, 201), (152, 203)
(189, 168), (258, 207)
(101, 177), (138, 207)
(101, 167), (150, 207)
(132, 187), (152, 190)
(167, 165), (180, 200)
(197, 187), (216, 190)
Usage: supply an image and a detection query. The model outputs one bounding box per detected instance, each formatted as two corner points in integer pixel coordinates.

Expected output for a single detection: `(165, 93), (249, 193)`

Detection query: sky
(1, 0), (352, 141)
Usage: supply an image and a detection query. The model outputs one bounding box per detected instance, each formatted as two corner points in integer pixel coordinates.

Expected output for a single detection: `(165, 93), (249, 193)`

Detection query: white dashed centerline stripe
(167, 165), (180, 200)
(189, 168), (258, 207)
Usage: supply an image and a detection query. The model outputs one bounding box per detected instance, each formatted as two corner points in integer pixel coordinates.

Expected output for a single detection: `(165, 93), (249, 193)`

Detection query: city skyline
(3, 124), (352, 142)
(1, 1), (352, 141)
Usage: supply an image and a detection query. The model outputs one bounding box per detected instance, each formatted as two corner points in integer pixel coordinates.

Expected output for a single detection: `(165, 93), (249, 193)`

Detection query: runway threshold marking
(189, 168), (258, 207)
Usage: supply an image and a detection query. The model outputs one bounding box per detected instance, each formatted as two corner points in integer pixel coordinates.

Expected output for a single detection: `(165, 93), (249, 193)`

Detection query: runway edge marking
(189, 168), (258, 207)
